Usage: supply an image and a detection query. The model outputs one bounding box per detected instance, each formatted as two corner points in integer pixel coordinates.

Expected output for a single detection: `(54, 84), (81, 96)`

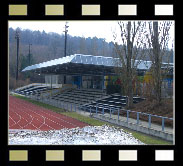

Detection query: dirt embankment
(132, 98), (173, 117)
(121, 98), (173, 127)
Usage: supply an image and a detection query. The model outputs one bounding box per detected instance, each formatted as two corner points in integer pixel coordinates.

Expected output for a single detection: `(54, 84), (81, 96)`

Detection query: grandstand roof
(22, 54), (173, 76)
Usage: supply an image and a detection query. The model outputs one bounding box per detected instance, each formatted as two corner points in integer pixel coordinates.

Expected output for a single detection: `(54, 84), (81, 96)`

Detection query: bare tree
(79, 36), (87, 54)
(91, 37), (98, 56)
(145, 21), (173, 104)
(102, 39), (107, 57)
(113, 21), (147, 108)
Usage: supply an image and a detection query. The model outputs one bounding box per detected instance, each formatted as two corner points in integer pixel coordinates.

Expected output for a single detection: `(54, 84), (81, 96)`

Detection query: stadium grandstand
(14, 54), (173, 113)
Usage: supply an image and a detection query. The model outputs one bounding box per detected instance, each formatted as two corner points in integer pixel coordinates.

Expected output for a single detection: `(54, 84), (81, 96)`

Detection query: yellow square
(45, 5), (64, 15)
(118, 5), (137, 15)
(9, 150), (28, 161)
(46, 150), (64, 161)
(9, 5), (27, 16)
(119, 150), (137, 161)
(82, 5), (100, 15)
(82, 150), (101, 161)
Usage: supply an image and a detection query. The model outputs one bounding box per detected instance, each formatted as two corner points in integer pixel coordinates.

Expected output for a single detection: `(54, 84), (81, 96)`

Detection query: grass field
(11, 94), (173, 145)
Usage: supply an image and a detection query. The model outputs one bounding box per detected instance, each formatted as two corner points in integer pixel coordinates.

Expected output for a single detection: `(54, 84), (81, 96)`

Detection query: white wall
(45, 75), (58, 84)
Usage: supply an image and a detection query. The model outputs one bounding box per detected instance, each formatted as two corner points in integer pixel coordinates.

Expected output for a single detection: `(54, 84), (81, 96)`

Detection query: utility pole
(64, 22), (69, 57)
(28, 43), (32, 66)
(63, 22), (69, 84)
(15, 30), (20, 81)
(153, 21), (161, 104)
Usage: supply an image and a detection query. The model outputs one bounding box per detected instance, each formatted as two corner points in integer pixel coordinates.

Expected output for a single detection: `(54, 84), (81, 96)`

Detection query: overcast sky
(9, 21), (174, 48)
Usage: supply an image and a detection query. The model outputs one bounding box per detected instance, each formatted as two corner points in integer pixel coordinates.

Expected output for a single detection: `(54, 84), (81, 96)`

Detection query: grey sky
(9, 20), (174, 48)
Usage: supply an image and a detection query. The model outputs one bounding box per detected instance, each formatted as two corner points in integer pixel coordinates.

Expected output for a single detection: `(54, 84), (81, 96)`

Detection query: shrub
(9, 76), (31, 90)
(106, 84), (121, 94)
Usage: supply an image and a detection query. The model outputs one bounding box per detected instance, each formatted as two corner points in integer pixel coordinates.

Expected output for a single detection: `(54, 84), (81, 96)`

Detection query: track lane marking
(9, 96), (88, 130)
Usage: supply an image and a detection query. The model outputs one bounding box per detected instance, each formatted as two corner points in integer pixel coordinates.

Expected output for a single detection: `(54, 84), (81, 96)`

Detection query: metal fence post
(78, 105), (79, 111)
(118, 108), (119, 121)
(148, 114), (151, 128)
(127, 110), (129, 123)
(102, 106), (104, 115)
(96, 105), (98, 114)
(126, 96), (128, 106)
(110, 107), (111, 119)
(162, 117), (165, 131)
(90, 106), (91, 116)
(137, 112), (139, 124)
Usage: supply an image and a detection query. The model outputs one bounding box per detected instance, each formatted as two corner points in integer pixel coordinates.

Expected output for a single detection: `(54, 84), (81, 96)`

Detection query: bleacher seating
(14, 84), (145, 113)
(15, 85), (54, 98)
(50, 88), (108, 105)
(81, 93), (145, 113)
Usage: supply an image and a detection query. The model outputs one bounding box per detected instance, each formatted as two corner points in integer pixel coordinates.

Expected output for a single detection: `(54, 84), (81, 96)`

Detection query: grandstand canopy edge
(21, 54), (173, 90)
(22, 54), (151, 76)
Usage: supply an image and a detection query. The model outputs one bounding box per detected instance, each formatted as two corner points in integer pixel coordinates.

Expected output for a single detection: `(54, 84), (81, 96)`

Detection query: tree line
(9, 27), (116, 89)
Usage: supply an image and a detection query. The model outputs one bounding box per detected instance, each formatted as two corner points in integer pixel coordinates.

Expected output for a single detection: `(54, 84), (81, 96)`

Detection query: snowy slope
(9, 125), (145, 145)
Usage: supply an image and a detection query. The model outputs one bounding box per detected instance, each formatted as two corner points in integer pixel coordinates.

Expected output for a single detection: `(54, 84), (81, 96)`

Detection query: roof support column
(64, 75), (66, 84)
(102, 75), (104, 91)
(80, 75), (82, 89)
(50, 74), (52, 89)
(102, 68), (105, 91)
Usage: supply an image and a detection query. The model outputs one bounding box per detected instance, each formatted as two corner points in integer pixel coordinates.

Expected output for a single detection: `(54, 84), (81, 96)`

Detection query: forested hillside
(9, 28), (173, 89)
(9, 27), (115, 64)
(9, 28), (116, 89)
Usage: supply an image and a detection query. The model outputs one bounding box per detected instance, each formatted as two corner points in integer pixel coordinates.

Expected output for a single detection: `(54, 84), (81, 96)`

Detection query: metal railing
(27, 95), (173, 132)
(78, 104), (173, 132)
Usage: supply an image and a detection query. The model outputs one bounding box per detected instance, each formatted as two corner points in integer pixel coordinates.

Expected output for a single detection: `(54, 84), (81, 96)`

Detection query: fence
(82, 105), (173, 132)
(28, 95), (173, 133)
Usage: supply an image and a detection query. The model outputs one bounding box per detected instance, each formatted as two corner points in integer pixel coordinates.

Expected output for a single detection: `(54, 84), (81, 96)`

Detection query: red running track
(9, 96), (88, 131)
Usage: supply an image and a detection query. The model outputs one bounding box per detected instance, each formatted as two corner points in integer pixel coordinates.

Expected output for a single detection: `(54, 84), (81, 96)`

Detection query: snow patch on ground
(9, 125), (145, 145)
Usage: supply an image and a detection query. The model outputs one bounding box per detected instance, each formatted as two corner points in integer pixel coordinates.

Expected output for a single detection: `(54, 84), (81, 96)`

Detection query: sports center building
(22, 54), (160, 90)
(15, 53), (158, 111)
(17, 53), (174, 101)
(15, 53), (174, 109)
